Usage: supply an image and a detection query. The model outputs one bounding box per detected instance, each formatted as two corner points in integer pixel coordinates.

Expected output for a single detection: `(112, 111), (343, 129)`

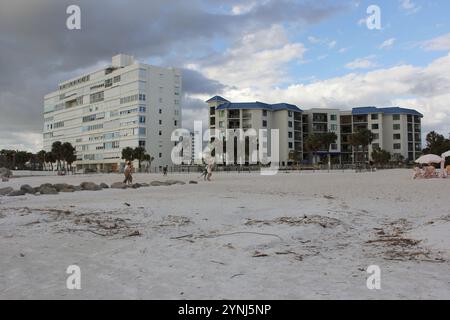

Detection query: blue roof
(216, 101), (302, 112)
(352, 106), (423, 117)
(206, 96), (230, 103)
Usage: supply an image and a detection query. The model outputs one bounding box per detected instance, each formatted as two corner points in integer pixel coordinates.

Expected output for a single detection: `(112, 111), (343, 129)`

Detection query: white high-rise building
(43, 54), (182, 172)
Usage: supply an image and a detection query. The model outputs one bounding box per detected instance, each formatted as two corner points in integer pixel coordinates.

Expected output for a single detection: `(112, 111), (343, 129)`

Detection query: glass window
(393, 124), (401, 130)
(393, 114), (401, 121)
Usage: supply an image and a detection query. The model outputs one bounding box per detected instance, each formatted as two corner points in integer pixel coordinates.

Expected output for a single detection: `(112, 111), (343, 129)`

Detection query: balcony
(353, 115), (368, 123)
(228, 120), (240, 129)
(228, 110), (240, 119)
(313, 124), (328, 133)
(242, 111), (252, 119)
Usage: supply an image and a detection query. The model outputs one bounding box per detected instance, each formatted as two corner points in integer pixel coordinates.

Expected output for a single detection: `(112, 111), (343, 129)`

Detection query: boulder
(150, 181), (170, 187)
(53, 183), (70, 192)
(111, 182), (128, 189)
(189, 181), (199, 184)
(131, 183), (142, 189)
(0, 187), (14, 196)
(40, 183), (53, 190)
(0, 167), (12, 178)
(166, 180), (186, 185)
(60, 187), (76, 193)
(8, 190), (26, 197)
(20, 184), (36, 194)
(140, 183), (150, 187)
(39, 186), (58, 195)
(100, 183), (109, 189)
(80, 182), (102, 191)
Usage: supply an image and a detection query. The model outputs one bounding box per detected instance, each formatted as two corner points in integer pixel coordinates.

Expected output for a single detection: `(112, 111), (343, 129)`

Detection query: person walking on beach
(206, 163), (214, 181)
(123, 162), (133, 185)
(163, 165), (168, 176)
(200, 164), (208, 180)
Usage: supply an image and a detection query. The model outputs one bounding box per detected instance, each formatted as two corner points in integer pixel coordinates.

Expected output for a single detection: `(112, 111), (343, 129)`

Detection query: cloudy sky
(0, 0), (449, 152)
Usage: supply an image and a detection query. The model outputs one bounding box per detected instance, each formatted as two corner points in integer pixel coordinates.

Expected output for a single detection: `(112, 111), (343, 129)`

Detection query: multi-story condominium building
(207, 96), (303, 166)
(207, 96), (423, 165)
(302, 107), (423, 164)
(43, 54), (182, 172)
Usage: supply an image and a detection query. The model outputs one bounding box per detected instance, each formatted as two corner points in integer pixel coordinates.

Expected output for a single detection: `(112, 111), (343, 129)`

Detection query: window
(219, 121), (224, 128)
(393, 124), (401, 130)
(372, 133), (379, 140)
(139, 128), (146, 136)
(139, 116), (146, 124)
(394, 143), (401, 150)
(159, 120), (162, 125)
(219, 110), (225, 117)
(393, 133), (401, 140)
(159, 130), (162, 136)
(54, 121), (65, 129)
(330, 114), (337, 121)
(372, 143), (380, 150)
(288, 121), (293, 128)
(159, 153), (162, 158)
(113, 76), (121, 83)
(288, 142), (293, 149)
(330, 124), (338, 131)
(288, 132), (293, 139)
(288, 111), (293, 117)
(139, 141), (146, 147)
(262, 120), (267, 128)
(371, 114), (379, 120)
(262, 110), (268, 117)
(372, 124), (379, 130)
(331, 143), (338, 150)
(159, 109), (162, 114)
(105, 78), (113, 88)
(139, 106), (146, 113)
(90, 91), (104, 103)
(393, 114), (401, 121)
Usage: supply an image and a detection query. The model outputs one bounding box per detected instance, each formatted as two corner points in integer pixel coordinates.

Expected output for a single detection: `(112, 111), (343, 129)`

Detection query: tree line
(0, 141), (76, 172)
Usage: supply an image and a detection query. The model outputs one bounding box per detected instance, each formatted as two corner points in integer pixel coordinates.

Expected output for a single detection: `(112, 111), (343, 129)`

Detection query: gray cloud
(0, 0), (348, 151)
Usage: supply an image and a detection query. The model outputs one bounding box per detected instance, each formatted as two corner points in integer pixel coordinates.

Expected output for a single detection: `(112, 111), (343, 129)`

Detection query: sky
(0, 0), (449, 152)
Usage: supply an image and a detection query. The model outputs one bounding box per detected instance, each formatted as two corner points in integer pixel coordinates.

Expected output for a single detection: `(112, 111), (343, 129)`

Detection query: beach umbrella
(415, 154), (443, 164)
(442, 151), (450, 158)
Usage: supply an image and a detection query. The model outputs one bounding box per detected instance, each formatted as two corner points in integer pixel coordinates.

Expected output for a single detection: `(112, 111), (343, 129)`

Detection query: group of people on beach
(413, 164), (450, 179)
(123, 162), (215, 184)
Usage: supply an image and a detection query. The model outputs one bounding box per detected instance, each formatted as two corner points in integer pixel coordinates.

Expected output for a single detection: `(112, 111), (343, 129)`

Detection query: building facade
(43, 54), (182, 172)
(207, 96), (423, 165)
(207, 96), (303, 166)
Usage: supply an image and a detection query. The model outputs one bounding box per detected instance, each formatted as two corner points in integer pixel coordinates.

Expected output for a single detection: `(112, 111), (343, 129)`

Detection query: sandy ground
(0, 169), (449, 300)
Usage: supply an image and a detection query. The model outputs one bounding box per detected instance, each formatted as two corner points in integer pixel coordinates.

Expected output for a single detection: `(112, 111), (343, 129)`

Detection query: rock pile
(1, 179), (196, 197)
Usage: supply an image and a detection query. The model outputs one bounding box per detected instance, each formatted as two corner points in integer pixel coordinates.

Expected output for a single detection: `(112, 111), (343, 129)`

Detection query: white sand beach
(0, 169), (449, 300)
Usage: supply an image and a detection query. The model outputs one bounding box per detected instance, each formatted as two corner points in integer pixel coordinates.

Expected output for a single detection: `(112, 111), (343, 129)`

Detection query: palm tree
(305, 134), (322, 164)
(62, 142), (76, 172)
(133, 147), (147, 170)
(51, 141), (64, 172)
(37, 150), (47, 171)
(320, 132), (338, 169)
(121, 147), (135, 163)
(45, 152), (56, 171)
(143, 154), (154, 173)
(349, 128), (374, 164)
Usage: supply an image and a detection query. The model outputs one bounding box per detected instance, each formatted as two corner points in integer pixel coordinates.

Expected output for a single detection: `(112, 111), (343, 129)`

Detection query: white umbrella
(415, 154), (443, 164)
(442, 151), (450, 158)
